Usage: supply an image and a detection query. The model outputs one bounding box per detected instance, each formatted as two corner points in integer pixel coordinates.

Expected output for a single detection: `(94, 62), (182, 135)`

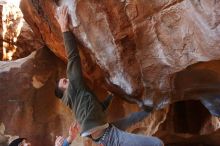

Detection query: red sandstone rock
(13, 21), (44, 59)
(155, 101), (220, 145)
(0, 48), (73, 145)
(0, 0), (217, 145)
(20, 0), (220, 107)
(0, 2), (44, 60)
(0, 47), (166, 145)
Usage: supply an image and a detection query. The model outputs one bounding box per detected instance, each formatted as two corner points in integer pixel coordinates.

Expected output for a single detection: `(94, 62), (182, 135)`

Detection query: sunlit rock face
(12, 21), (44, 60)
(0, 123), (21, 146)
(2, 0), (218, 145)
(0, 4), (3, 59)
(0, 123), (8, 146)
(20, 0), (220, 110)
(0, 1), (44, 61)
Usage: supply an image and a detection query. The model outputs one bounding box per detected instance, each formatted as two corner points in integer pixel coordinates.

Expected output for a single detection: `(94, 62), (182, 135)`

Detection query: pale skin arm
(55, 6), (70, 32)
(56, 5), (84, 89)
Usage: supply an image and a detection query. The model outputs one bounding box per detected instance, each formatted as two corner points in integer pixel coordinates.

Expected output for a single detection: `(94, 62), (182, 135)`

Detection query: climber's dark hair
(55, 80), (64, 99)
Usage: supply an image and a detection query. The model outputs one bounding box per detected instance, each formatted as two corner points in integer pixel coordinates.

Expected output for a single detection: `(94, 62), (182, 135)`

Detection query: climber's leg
(98, 125), (164, 146)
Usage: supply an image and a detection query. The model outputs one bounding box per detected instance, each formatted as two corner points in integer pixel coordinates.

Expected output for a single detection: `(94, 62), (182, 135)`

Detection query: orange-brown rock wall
(0, 48), (72, 145)
(0, 0), (219, 145)
(20, 0), (220, 107)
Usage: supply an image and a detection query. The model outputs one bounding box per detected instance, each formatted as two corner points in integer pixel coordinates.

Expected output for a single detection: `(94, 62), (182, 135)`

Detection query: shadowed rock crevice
(171, 60), (220, 116)
(155, 100), (220, 146)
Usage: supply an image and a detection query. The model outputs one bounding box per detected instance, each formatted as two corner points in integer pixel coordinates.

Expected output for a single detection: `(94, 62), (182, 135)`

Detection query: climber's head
(55, 78), (69, 99)
(9, 138), (31, 146)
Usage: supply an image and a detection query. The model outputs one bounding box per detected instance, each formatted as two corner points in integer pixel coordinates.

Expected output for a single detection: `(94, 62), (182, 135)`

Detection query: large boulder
(0, 0), (217, 145)
(20, 0), (220, 110)
(0, 1), (170, 145)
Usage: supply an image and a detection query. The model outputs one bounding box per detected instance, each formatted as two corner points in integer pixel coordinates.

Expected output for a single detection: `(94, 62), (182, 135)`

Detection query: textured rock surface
(0, 47), (166, 145)
(0, 123), (21, 146)
(1, 0), (220, 145)
(0, 2), (44, 61)
(0, 123), (8, 146)
(0, 4), (3, 59)
(0, 48), (74, 145)
(17, 0), (220, 145)
(20, 0), (220, 109)
(155, 101), (220, 146)
(12, 21), (44, 59)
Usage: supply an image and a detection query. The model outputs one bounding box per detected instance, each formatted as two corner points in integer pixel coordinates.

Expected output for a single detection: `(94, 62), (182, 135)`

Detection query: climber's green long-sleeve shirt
(62, 31), (107, 135)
